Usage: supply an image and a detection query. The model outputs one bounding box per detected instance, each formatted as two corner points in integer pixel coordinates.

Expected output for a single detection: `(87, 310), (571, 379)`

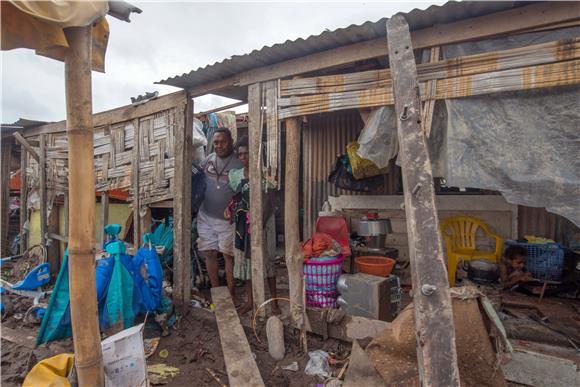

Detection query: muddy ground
(1, 263), (349, 387)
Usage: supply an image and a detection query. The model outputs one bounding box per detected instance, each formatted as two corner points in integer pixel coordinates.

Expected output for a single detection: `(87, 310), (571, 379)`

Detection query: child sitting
(500, 246), (534, 289)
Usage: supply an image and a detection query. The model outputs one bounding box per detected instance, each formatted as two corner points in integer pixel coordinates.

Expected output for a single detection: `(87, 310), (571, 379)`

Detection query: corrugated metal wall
(302, 111), (363, 237)
(518, 205), (579, 244)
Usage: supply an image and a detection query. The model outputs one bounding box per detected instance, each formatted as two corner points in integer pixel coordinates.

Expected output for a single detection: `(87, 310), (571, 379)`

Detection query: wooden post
(284, 118), (305, 327)
(172, 97), (193, 310)
(39, 134), (48, 252)
(248, 83), (266, 314)
(20, 144), (28, 253)
(0, 138), (12, 256)
(47, 205), (60, 277)
(64, 26), (104, 386)
(132, 119), (141, 248)
(386, 15), (460, 387)
(139, 206), (152, 236)
(100, 192), (109, 245)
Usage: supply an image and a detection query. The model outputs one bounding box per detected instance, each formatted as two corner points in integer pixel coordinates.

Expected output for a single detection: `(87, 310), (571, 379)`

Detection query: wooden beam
(0, 138), (12, 256)
(172, 97), (192, 310)
(64, 25), (104, 386)
(100, 192), (109, 245)
(248, 83), (266, 315)
(186, 2), (579, 96)
(211, 286), (265, 387)
(195, 100), (247, 116)
(13, 132), (40, 162)
(22, 91), (187, 137)
(387, 15), (460, 387)
(139, 206), (152, 236)
(284, 117), (305, 328)
(20, 145), (28, 253)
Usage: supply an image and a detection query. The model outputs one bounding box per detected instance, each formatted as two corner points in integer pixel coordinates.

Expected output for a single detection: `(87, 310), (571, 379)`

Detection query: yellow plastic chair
(440, 216), (503, 286)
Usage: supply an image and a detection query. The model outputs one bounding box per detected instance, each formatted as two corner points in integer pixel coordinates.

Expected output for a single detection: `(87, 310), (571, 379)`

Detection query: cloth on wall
(355, 27), (580, 226)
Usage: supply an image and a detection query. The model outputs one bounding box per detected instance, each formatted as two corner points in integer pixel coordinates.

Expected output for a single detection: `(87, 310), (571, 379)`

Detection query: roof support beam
(186, 2), (579, 97)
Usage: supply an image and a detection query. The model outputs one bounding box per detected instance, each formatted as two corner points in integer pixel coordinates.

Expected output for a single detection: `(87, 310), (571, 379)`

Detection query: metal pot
(465, 259), (499, 283)
(358, 219), (392, 249)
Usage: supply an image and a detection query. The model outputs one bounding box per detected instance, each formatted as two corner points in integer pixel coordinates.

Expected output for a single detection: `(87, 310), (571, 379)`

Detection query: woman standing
(227, 136), (280, 315)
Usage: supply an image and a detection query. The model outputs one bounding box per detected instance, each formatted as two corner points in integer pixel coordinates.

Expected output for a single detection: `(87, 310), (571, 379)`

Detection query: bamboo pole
(64, 26), (104, 386)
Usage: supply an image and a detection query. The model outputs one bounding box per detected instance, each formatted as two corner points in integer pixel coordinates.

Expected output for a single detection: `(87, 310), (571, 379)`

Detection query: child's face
(510, 256), (526, 270)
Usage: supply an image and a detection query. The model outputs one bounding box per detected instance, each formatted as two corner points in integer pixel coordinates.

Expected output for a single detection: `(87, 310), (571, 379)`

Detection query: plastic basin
(355, 256), (396, 277)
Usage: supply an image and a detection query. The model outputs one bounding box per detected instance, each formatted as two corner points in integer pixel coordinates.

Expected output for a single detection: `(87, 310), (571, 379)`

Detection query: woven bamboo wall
(25, 106), (178, 207)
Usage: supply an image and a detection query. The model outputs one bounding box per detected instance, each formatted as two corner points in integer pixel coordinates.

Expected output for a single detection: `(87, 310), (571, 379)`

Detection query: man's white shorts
(196, 209), (234, 256)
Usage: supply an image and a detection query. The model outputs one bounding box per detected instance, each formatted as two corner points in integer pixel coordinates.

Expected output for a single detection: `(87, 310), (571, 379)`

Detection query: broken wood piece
(343, 340), (385, 387)
(502, 345), (579, 387)
(211, 286), (265, 387)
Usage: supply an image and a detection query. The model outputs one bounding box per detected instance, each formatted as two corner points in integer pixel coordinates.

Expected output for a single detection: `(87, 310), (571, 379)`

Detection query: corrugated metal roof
(158, 1), (526, 92)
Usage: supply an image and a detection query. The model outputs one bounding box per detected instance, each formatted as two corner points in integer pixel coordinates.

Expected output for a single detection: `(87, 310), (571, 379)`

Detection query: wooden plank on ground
(387, 15), (460, 386)
(211, 286), (265, 387)
(1, 327), (36, 349)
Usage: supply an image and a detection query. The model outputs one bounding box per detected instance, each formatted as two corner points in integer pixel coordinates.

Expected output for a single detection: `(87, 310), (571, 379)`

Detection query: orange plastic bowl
(355, 256), (396, 277)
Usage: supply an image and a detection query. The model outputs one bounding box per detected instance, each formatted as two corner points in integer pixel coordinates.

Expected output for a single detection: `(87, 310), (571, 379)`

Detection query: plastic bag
(346, 141), (389, 180)
(304, 350), (331, 378)
(192, 118), (207, 148)
(328, 155), (383, 193)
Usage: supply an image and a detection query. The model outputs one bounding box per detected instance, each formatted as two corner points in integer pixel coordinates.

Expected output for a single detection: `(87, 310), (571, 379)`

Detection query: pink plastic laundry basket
(303, 256), (344, 308)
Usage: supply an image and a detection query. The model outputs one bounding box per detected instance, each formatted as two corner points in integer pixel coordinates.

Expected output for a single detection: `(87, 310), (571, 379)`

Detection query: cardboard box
(101, 323), (147, 387)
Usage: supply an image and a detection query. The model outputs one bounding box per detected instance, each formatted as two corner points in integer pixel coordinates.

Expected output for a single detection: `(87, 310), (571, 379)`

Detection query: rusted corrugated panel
(518, 205), (579, 243)
(302, 111), (364, 237)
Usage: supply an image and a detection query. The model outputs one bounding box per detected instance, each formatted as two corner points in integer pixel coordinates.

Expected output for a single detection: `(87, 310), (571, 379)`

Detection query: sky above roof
(1, 1), (443, 123)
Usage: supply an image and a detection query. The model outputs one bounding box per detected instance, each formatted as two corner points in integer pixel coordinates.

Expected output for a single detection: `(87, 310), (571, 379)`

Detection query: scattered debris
(144, 337), (160, 359)
(205, 367), (227, 387)
(305, 350), (331, 379)
(281, 362), (299, 372)
(158, 348), (169, 359)
(147, 364), (180, 385)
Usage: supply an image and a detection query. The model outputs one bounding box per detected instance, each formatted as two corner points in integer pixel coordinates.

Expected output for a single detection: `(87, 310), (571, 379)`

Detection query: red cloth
(301, 232), (336, 260)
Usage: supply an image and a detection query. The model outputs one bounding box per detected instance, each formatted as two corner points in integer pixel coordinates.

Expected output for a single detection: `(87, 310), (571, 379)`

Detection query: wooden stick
(64, 25), (104, 386)
(196, 100), (247, 116)
(205, 368), (227, 387)
(248, 83), (266, 315)
(387, 15), (460, 387)
(13, 132), (40, 162)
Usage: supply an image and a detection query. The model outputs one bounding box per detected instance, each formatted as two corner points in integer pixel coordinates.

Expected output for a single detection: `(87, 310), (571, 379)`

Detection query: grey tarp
(356, 27), (580, 226)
